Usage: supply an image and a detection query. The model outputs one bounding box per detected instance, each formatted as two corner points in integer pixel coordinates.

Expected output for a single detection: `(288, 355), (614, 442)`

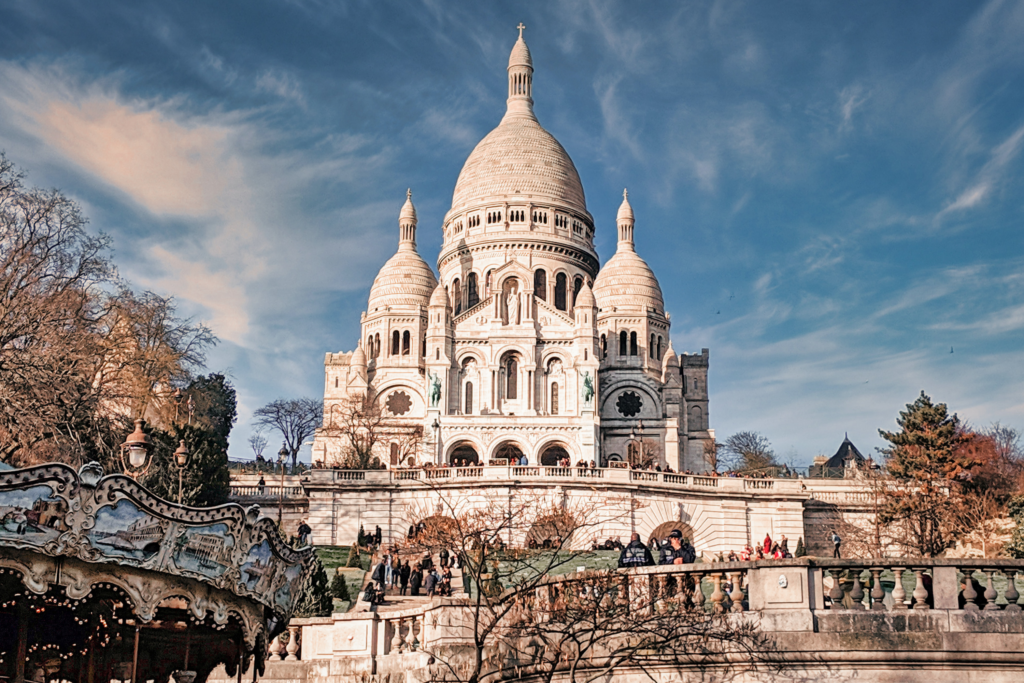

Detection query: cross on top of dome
(517, 22), (525, 38)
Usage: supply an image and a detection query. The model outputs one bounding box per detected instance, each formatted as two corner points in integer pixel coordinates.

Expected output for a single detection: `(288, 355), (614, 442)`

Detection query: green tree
(877, 391), (977, 557)
(293, 555), (333, 618)
(330, 570), (351, 602)
(1005, 496), (1024, 559)
(139, 374), (237, 506)
(794, 537), (806, 558)
(345, 544), (362, 568)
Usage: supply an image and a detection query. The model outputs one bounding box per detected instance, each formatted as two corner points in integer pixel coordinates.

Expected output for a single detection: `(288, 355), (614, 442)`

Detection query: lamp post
(278, 444), (289, 526)
(120, 419), (153, 479)
(432, 418), (441, 466)
(173, 440), (190, 505)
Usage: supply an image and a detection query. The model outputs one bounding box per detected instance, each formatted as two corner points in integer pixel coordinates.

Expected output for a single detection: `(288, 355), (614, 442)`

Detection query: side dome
(367, 191), (438, 313)
(593, 251), (665, 315)
(450, 118), (587, 216)
(366, 251), (438, 312)
(593, 190), (665, 315)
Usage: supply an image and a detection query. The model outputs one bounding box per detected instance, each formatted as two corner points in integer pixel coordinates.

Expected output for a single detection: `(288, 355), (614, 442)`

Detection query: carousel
(0, 423), (313, 683)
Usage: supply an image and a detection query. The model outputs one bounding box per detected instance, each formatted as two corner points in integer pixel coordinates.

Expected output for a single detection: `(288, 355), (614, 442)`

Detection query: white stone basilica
(313, 28), (712, 472)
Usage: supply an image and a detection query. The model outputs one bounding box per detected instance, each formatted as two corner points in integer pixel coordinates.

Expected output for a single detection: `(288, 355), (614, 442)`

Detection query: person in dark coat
(409, 565), (423, 596)
(374, 526), (383, 546)
(424, 569), (438, 597)
(439, 548), (449, 568)
(618, 532), (655, 568)
(399, 560), (411, 595)
(371, 560), (386, 587)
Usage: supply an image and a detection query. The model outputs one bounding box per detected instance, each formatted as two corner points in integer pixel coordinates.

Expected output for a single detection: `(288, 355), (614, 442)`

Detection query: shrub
(345, 545), (362, 568)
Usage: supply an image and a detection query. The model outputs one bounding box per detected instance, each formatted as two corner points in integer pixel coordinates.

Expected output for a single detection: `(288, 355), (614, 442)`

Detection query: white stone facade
(313, 28), (712, 472)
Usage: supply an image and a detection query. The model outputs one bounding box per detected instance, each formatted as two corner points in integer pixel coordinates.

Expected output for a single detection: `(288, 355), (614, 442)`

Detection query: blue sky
(2, 1), (1023, 465)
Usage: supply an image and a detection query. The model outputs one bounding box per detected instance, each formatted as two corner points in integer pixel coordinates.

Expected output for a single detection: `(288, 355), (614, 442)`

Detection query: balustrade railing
(233, 466), (883, 501)
(229, 485), (305, 498)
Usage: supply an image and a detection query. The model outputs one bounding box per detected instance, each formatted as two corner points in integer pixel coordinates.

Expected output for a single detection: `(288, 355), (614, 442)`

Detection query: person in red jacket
(763, 533), (772, 555)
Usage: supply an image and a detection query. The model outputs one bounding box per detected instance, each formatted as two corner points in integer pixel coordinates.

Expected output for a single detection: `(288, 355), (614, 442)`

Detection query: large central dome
(450, 117), (587, 215)
(447, 28), (588, 219)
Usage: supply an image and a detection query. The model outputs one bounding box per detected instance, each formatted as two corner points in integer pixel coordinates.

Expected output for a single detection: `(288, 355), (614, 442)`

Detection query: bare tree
(253, 397), (321, 469)
(0, 154), (215, 466)
(702, 439), (719, 473)
(248, 427), (269, 460)
(320, 391), (422, 469)
(719, 431), (778, 472)
(402, 487), (779, 683)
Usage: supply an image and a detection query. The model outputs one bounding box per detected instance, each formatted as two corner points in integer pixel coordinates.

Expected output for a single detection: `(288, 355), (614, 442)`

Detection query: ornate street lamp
(432, 418), (441, 466)
(120, 419), (153, 479)
(174, 440), (190, 504)
(278, 444), (289, 526)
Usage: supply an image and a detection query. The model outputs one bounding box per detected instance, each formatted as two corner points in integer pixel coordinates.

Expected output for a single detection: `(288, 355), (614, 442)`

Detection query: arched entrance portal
(539, 443), (570, 466)
(526, 511), (577, 549)
(492, 441), (525, 464)
(648, 521), (696, 546)
(449, 441), (479, 465)
(410, 515), (459, 548)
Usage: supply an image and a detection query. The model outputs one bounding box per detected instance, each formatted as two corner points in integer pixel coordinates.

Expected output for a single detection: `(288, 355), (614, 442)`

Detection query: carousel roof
(0, 461), (314, 682)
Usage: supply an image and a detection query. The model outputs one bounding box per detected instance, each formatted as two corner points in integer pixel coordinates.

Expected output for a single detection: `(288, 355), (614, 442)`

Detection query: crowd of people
(714, 533), (794, 562)
(362, 547), (458, 607)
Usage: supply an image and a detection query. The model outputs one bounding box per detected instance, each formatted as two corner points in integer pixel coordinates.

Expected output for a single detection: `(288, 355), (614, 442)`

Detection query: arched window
(452, 278), (463, 315)
(374, 333), (381, 358)
(630, 331), (638, 356)
(550, 383), (559, 415)
(391, 330), (400, 355)
(650, 334), (655, 359)
(534, 269), (547, 301)
(467, 272), (479, 308)
(657, 336), (663, 361)
(554, 273), (568, 310)
(390, 443), (400, 466)
(619, 331), (628, 356)
(422, 333), (426, 357)
(572, 276), (583, 307)
(367, 336), (373, 354)
(402, 330), (411, 355)
(505, 355), (518, 400)
(690, 405), (703, 430)
(464, 382), (474, 415)
(600, 334), (607, 359)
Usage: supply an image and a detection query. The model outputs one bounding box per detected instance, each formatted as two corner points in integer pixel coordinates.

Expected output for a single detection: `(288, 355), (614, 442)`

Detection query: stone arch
(690, 405), (703, 430)
(446, 439), (480, 465)
(489, 439), (526, 463)
(410, 514), (460, 547)
(538, 441), (571, 466)
(525, 511), (576, 549)
(648, 521), (696, 546)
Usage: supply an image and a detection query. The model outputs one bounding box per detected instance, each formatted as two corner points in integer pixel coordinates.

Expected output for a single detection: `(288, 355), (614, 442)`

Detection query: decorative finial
(406, 188), (412, 199)
(623, 188), (628, 200)
(517, 22), (526, 39)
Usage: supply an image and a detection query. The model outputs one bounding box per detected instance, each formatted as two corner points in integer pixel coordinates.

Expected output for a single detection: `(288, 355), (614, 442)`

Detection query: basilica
(312, 28), (712, 472)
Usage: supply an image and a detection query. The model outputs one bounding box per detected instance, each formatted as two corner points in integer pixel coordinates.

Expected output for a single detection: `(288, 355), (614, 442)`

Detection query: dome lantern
(366, 191), (438, 313)
(617, 188), (635, 250)
(399, 188), (417, 249)
(505, 23), (535, 122)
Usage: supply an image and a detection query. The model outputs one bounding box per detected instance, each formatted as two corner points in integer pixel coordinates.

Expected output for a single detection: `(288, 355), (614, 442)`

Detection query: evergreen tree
(794, 537), (806, 557)
(330, 570), (351, 602)
(345, 544), (362, 568)
(293, 555), (333, 617)
(1005, 496), (1024, 559)
(879, 391), (973, 480)
(877, 391), (979, 557)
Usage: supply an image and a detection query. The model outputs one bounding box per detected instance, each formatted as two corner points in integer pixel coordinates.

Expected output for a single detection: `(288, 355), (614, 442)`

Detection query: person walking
(618, 532), (655, 568)
(830, 531), (842, 558)
(374, 525), (382, 547)
(439, 547), (449, 569)
(409, 563), (423, 596)
(424, 568), (438, 597)
(297, 519), (312, 547)
(399, 560), (410, 596)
